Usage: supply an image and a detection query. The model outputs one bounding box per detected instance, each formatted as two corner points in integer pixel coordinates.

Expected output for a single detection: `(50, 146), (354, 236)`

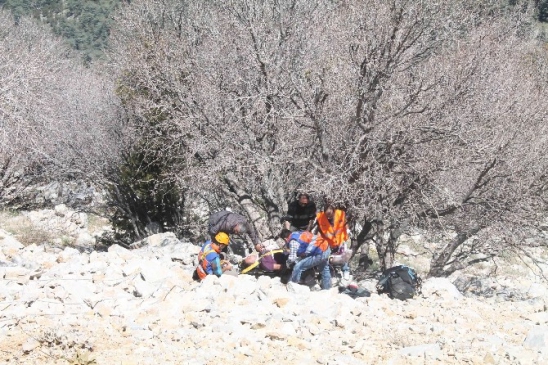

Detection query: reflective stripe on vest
(316, 210), (348, 249)
(196, 242), (218, 279)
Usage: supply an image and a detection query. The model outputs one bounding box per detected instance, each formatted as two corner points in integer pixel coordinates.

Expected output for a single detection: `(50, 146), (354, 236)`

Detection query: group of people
(194, 193), (351, 290)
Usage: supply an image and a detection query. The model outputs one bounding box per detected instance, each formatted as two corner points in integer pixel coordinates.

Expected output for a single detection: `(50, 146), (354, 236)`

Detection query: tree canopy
(1, 1), (548, 277)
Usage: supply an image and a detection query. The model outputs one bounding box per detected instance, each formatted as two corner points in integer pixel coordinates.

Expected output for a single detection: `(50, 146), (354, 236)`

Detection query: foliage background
(1, 0), (548, 277)
(0, 0), (122, 63)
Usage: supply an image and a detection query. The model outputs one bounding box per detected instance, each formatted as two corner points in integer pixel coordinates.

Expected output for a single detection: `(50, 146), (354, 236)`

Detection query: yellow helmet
(214, 232), (229, 245)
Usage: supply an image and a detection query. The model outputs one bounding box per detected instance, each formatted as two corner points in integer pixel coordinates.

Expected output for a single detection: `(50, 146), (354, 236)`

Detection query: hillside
(1, 207), (547, 364)
(0, 0), (122, 62)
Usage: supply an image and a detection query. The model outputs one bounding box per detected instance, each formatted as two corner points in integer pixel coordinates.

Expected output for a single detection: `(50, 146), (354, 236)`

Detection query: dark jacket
(208, 210), (260, 248)
(285, 200), (317, 231)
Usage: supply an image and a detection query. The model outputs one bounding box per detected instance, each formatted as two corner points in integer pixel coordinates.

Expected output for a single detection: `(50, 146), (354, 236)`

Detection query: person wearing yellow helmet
(193, 232), (233, 280)
(214, 232), (229, 245)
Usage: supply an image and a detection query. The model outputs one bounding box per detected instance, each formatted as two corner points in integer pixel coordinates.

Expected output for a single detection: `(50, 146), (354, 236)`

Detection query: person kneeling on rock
(281, 228), (332, 290)
(279, 228), (313, 269)
(193, 232), (233, 280)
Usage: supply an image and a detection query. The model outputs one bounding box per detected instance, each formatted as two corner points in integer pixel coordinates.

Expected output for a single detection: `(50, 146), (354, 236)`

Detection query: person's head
(233, 223), (247, 235)
(297, 193), (310, 207)
(244, 253), (258, 265)
(214, 232), (230, 246)
(279, 228), (292, 242)
(324, 204), (335, 220)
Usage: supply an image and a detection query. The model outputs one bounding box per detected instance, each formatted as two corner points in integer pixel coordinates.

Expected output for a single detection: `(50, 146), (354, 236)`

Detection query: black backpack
(376, 265), (422, 300)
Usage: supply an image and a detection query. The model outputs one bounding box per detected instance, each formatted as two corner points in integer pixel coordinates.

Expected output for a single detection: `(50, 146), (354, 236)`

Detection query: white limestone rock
(22, 338), (41, 353)
(421, 277), (463, 300)
(133, 232), (180, 248)
(0, 229), (24, 251)
(140, 260), (173, 283)
(286, 281), (311, 295)
(3, 219), (548, 365)
(132, 276), (157, 298)
(523, 326), (548, 349)
(527, 283), (548, 299)
(53, 204), (70, 219)
(75, 231), (95, 246)
(3, 266), (30, 284)
(56, 246), (80, 263)
(398, 343), (442, 357)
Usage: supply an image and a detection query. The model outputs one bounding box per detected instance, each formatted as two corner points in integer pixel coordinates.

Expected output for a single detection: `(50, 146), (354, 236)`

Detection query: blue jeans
(291, 248), (332, 290)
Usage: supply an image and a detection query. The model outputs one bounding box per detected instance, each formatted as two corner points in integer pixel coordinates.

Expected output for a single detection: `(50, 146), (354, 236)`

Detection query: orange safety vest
(316, 209), (348, 250)
(195, 242), (220, 280)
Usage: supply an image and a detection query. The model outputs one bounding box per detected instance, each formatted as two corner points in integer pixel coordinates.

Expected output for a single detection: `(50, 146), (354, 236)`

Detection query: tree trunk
(351, 218), (373, 255)
(370, 220), (406, 271)
(224, 173), (271, 241)
(259, 187), (283, 239)
(375, 233), (391, 271)
(428, 226), (483, 277)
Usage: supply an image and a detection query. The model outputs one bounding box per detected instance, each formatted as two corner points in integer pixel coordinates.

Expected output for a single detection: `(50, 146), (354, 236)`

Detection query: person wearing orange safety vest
(193, 232), (233, 281)
(315, 204), (351, 280)
(279, 229), (313, 269)
(316, 205), (348, 249)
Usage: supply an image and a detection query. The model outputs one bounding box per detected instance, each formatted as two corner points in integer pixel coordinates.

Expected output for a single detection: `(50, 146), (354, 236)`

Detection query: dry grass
(0, 209), (52, 246)
(87, 214), (110, 235)
(0, 209), (111, 248)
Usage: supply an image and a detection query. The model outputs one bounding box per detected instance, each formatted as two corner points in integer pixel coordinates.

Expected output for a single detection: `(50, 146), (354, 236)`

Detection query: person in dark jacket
(208, 210), (262, 252)
(283, 193), (317, 232)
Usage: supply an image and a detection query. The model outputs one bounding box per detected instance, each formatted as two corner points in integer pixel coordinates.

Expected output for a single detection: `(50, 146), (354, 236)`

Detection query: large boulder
(0, 229), (24, 257)
(130, 232), (180, 249)
(421, 277), (463, 300)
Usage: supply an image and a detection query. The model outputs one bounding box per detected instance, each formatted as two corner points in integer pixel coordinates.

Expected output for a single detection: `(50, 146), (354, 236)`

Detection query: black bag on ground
(339, 285), (371, 299)
(376, 265), (422, 300)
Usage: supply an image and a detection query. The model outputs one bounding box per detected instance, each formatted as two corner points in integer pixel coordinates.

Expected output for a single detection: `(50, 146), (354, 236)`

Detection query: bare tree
(109, 0), (331, 239)
(0, 10), (123, 207)
(108, 0), (548, 274)
(297, 0), (548, 272)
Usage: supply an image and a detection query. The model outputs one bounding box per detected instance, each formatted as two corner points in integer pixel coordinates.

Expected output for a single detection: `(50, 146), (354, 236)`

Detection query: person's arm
(311, 213), (319, 235)
(210, 257), (223, 277)
(284, 220), (291, 230)
(243, 221), (261, 248)
(308, 216), (318, 233)
(284, 202), (296, 229)
(287, 240), (299, 265)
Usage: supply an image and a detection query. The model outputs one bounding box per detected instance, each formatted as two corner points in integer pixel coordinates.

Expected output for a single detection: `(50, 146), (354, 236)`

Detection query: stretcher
(240, 249), (284, 274)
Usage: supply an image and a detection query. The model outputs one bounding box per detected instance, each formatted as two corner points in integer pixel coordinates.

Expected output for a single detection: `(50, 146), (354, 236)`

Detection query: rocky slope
(1, 229), (548, 365)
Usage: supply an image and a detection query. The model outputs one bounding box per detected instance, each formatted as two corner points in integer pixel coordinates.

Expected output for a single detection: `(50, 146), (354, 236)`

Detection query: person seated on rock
(193, 232), (233, 281)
